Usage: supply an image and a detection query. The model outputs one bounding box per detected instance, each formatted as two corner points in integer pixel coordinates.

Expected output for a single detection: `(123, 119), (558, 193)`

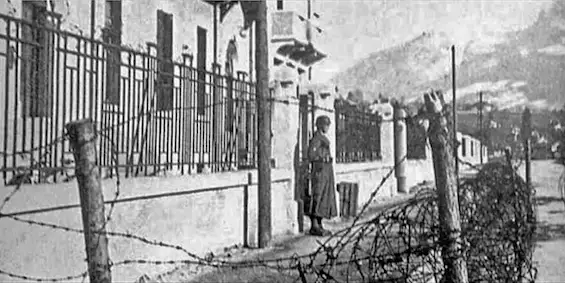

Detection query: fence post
(243, 172), (251, 247)
(394, 107), (407, 194)
(424, 91), (469, 283)
(522, 108), (532, 188)
(66, 118), (112, 283)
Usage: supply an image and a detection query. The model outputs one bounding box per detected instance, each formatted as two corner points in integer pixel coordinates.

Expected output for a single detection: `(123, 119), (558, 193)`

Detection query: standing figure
(307, 115), (338, 236)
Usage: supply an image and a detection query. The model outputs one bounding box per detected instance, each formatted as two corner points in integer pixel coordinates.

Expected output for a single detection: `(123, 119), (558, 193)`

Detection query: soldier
(307, 115), (338, 236)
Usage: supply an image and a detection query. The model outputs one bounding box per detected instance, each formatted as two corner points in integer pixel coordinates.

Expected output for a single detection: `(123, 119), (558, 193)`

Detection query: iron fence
(0, 13), (257, 185)
(334, 99), (381, 163)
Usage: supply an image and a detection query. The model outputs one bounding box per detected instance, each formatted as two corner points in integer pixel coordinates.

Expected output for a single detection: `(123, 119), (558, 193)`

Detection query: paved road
(531, 160), (565, 282)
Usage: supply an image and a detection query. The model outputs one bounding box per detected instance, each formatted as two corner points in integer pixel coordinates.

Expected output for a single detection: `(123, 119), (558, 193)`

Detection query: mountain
(331, 0), (565, 111)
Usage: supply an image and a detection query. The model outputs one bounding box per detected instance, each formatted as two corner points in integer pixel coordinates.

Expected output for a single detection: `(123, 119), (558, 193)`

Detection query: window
(461, 137), (467, 157)
(21, 1), (55, 117)
(156, 10), (174, 110)
(277, 0), (284, 10)
(197, 26), (207, 115)
(104, 0), (122, 105)
(470, 140), (474, 156)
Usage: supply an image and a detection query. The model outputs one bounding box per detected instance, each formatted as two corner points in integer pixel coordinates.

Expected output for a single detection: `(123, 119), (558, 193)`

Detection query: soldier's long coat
(306, 131), (338, 219)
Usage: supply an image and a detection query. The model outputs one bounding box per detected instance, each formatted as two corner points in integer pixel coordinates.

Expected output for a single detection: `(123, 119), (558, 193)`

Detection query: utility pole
(451, 45), (458, 174)
(424, 91), (469, 283)
(479, 91), (483, 164)
(255, 0), (272, 248)
(522, 108), (532, 189)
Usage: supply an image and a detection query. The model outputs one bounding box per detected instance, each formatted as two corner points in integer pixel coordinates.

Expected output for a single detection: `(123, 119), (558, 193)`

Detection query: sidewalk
(136, 191), (422, 283)
(531, 160), (565, 282)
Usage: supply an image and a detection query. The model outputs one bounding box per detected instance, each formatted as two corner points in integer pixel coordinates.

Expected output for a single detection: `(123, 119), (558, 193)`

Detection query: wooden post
(522, 108), (532, 188)
(424, 91), (469, 283)
(66, 119), (112, 283)
(255, 0), (272, 248)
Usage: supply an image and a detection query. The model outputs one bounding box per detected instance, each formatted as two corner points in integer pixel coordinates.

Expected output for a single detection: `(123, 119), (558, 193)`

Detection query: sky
(310, 0), (555, 83)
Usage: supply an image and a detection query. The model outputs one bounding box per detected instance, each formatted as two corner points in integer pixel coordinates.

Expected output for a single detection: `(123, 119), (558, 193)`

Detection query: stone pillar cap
(370, 103), (394, 121)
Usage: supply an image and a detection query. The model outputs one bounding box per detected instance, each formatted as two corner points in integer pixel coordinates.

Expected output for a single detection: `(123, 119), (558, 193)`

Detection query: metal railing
(407, 117), (427, 159)
(0, 13), (257, 184)
(334, 99), (381, 163)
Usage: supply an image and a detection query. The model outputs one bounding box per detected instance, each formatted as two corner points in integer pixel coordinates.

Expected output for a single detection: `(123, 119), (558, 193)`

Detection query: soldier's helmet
(315, 115), (331, 128)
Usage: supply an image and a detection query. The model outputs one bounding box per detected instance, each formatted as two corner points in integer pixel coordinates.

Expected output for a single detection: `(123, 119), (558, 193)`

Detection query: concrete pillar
(270, 80), (299, 235)
(270, 81), (299, 170)
(394, 107), (407, 194)
(372, 103), (394, 166)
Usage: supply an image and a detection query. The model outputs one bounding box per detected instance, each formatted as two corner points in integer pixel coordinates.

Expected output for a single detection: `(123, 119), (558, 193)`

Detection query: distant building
(457, 132), (488, 169)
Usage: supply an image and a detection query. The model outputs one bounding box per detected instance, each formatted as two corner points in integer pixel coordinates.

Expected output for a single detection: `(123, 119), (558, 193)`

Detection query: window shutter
(157, 10), (174, 111)
(196, 26), (207, 115)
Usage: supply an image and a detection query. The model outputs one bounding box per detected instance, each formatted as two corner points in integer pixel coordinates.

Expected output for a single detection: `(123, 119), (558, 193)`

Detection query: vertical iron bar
(100, 43), (107, 171)
(205, 72), (210, 170)
(82, 38), (87, 119)
(152, 49), (158, 174)
(109, 47), (116, 178)
(167, 63), (173, 170)
(76, 38), (81, 121)
(174, 70), (179, 170)
(451, 45), (458, 174)
(61, 36), (68, 173)
(126, 52), (132, 176)
(94, 42), (100, 174)
(21, 22), (28, 174)
(180, 59), (186, 174)
(3, 20), (11, 183)
(12, 21), (20, 181)
(89, 18), (95, 121)
(47, 26), (54, 177)
(39, 26), (47, 183)
(188, 58), (194, 172)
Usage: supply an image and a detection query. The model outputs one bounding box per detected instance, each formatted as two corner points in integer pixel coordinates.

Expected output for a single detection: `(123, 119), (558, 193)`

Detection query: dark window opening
(20, 1), (55, 118)
(156, 10), (174, 110)
(197, 26), (207, 115)
(277, 0), (284, 10)
(104, 0), (122, 105)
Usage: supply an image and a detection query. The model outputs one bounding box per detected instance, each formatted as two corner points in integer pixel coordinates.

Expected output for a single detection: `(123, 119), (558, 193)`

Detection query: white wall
(0, 169), (296, 282)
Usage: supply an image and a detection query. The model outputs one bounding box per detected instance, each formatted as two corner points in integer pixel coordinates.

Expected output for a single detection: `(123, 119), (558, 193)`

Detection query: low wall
(405, 158), (435, 190)
(335, 162), (396, 207)
(334, 158), (435, 211)
(0, 169), (296, 282)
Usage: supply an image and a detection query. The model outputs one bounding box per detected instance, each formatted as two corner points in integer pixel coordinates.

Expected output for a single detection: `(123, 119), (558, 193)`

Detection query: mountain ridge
(330, 0), (565, 111)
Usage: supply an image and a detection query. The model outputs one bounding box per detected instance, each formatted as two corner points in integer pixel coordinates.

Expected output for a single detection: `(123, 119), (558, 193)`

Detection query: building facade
(0, 0), (326, 184)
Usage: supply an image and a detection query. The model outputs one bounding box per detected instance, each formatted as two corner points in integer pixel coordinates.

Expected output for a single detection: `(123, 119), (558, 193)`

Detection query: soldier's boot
(317, 217), (332, 236)
(309, 216), (325, 236)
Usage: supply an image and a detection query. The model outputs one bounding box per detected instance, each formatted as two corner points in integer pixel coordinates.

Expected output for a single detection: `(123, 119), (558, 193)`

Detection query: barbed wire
(0, 157), (536, 283)
(0, 92), (538, 283)
(0, 268), (87, 283)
